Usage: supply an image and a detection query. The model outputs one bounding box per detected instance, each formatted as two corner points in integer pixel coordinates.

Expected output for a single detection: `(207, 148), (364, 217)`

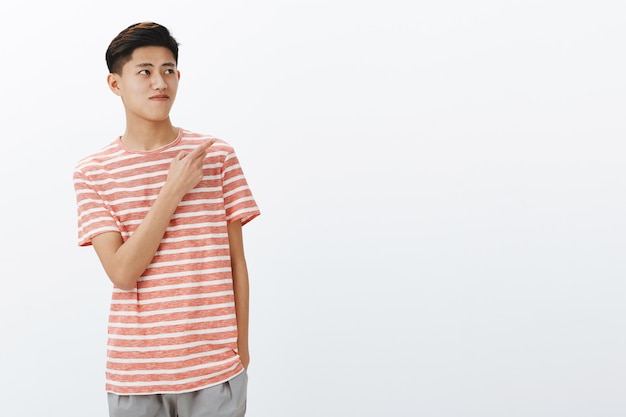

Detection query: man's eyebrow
(135, 62), (177, 68)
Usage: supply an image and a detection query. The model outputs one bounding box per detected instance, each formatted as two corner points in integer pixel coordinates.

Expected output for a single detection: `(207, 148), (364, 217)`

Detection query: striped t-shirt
(73, 128), (260, 395)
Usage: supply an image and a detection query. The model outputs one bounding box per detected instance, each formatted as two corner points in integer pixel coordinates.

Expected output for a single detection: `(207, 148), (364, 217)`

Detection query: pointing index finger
(188, 140), (215, 160)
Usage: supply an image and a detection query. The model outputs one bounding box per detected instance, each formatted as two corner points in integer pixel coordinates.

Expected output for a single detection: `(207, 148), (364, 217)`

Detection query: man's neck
(121, 120), (179, 151)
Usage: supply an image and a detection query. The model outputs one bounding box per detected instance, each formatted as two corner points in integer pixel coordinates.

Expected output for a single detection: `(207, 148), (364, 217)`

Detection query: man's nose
(152, 74), (167, 90)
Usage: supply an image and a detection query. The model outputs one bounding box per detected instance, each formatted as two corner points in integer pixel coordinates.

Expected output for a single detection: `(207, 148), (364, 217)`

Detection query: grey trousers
(107, 371), (247, 417)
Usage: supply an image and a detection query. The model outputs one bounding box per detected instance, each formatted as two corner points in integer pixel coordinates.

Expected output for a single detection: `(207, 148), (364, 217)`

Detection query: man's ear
(107, 73), (121, 96)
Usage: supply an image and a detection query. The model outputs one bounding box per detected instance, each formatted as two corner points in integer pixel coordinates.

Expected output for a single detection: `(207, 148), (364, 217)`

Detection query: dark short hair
(105, 22), (179, 74)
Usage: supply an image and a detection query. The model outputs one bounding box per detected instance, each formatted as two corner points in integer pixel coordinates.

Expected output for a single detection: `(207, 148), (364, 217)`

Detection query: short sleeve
(73, 167), (121, 246)
(221, 150), (260, 226)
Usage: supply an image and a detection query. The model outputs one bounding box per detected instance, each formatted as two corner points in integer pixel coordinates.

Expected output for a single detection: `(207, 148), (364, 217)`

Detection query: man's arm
(228, 219), (251, 369)
(92, 141), (213, 290)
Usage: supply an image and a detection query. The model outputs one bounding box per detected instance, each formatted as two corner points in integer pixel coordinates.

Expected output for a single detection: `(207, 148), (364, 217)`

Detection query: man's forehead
(129, 46), (176, 65)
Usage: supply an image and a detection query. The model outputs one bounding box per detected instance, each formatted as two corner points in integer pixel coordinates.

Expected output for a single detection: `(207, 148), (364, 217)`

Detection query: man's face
(110, 46), (180, 123)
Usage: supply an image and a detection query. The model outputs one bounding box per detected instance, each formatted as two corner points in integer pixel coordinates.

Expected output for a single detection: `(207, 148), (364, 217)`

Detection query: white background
(1, 1), (624, 416)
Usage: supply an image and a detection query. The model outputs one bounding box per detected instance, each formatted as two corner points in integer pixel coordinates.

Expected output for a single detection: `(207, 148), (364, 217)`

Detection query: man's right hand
(165, 140), (215, 197)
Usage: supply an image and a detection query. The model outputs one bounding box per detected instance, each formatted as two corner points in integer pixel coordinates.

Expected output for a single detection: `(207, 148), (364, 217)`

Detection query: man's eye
(139, 70), (150, 75)
(165, 69), (175, 74)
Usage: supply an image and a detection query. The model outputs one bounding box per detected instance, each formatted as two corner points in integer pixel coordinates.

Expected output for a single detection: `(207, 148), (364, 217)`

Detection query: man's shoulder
(180, 129), (235, 153)
(74, 139), (121, 172)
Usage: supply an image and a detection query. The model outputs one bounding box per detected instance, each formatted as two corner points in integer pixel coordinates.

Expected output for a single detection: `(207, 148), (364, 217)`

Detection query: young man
(73, 22), (260, 417)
